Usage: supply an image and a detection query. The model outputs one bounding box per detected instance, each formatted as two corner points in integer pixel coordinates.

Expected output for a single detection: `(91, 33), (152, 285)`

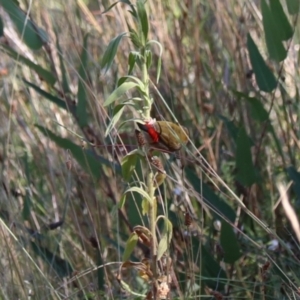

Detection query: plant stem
(141, 47), (157, 296)
(142, 49), (150, 119)
(148, 172), (157, 272)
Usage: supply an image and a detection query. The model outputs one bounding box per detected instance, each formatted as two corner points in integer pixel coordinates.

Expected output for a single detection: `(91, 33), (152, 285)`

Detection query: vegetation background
(0, 0), (300, 299)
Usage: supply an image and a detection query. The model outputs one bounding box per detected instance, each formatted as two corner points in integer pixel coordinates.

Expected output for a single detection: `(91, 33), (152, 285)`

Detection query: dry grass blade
(278, 182), (300, 243)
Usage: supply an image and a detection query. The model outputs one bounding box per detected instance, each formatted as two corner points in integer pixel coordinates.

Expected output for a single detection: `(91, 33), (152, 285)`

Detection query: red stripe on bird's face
(145, 123), (159, 143)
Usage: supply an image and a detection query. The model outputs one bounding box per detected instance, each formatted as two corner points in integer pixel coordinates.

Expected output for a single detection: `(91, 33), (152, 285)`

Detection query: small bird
(137, 119), (189, 152)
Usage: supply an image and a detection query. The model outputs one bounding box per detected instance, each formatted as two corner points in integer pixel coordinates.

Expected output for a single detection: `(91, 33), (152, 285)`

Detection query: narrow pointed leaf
(23, 79), (67, 110)
(247, 34), (277, 92)
(121, 151), (137, 181)
(55, 30), (71, 94)
(198, 242), (227, 291)
(128, 52), (138, 75)
(124, 75), (145, 87)
(96, 249), (105, 290)
(156, 55), (161, 83)
(105, 104), (125, 137)
(101, 32), (127, 72)
(145, 50), (152, 69)
(127, 5), (138, 18)
(0, 16), (3, 37)
(157, 217), (172, 260)
(141, 198), (149, 215)
(233, 91), (269, 123)
(0, 0), (45, 50)
(102, 1), (119, 14)
(261, 0), (287, 62)
(77, 34), (89, 127)
(248, 99), (269, 122)
(128, 27), (142, 48)
(218, 115), (239, 142)
(186, 169), (236, 222)
(118, 194), (127, 209)
(22, 190), (31, 221)
(137, 0), (148, 44)
(1, 44), (56, 85)
(233, 90), (284, 162)
(104, 82), (138, 106)
(35, 125), (120, 179)
(270, 0), (293, 41)
(125, 187), (152, 203)
(286, 0), (299, 15)
(123, 232), (138, 261)
(220, 221), (242, 263)
(236, 128), (257, 186)
(146, 40), (163, 83)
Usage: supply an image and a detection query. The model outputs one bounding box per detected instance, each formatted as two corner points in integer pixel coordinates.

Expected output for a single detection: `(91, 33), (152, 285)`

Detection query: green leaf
(118, 194), (127, 209)
(103, 0), (136, 16)
(0, 16), (3, 37)
(247, 34), (277, 92)
(104, 81), (138, 106)
(77, 34), (89, 127)
(145, 50), (152, 69)
(156, 55), (162, 83)
(220, 221), (242, 263)
(128, 51), (138, 75)
(22, 189), (31, 221)
(128, 26), (142, 48)
(261, 0), (287, 62)
(105, 104), (125, 137)
(122, 232), (138, 261)
(287, 167), (300, 200)
(125, 186), (152, 204)
(248, 99), (269, 122)
(96, 249), (105, 290)
(0, 0), (45, 50)
(102, 1), (119, 14)
(218, 115), (239, 143)
(126, 191), (146, 226)
(146, 40), (163, 83)
(117, 76), (129, 87)
(35, 125), (119, 180)
(117, 75), (145, 89)
(233, 90), (284, 162)
(286, 0), (299, 15)
(128, 6), (138, 19)
(236, 128), (257, 187)
(31, 241), (73, 278)
(198, 242), (227, 291)
(269, 0), (293, 41)
(124, 75), (145, 88)
(1, 44), (56, 85)
(157, 217), (172, 261)
(233, 91), (269, 123)
(101, 32), (127, 73)
(185, 169), (236, 222)
(23, 79), (68, 111)
(137, 0), (149, 44)
(121, 151), (138, 181)
(55, 30), (71, 94)
(35, 27), (48, 44)
(141, 197), (149, 215)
